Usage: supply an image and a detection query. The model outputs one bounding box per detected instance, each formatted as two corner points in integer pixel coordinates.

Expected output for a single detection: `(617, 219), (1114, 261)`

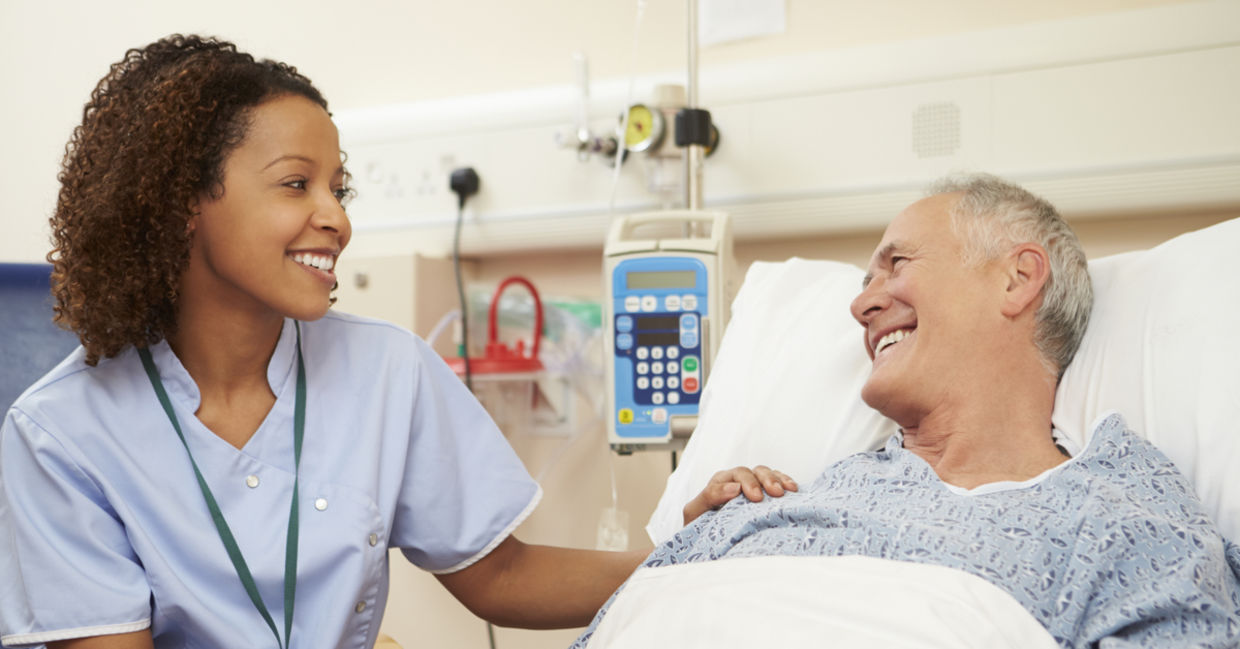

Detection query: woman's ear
(186, 198), (200, 234)
(1001, 243), (1050, 318)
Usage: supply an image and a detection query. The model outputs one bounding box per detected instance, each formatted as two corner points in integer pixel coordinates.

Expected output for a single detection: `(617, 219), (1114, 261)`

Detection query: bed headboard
(0, 263), (81, 413)
(648, 216), (1240, 545)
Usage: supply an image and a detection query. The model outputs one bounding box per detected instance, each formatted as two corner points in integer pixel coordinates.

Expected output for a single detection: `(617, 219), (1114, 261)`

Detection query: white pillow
(1052, 216), (1240, 542)
(646, 258), (897, 544)
(647, 216), (1240, 546)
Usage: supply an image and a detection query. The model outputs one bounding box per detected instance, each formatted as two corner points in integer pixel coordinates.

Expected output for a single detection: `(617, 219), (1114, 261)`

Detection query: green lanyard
(138, 322), (305, 649)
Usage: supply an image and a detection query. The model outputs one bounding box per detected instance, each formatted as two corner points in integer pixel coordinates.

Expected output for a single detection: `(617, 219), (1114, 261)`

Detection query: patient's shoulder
(1068, 415), (1225, 554)
(1078, 413), (1190, 481)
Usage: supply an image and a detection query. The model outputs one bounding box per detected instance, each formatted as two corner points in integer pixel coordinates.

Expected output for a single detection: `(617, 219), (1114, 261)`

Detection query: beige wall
(474, 209), (1240, 286)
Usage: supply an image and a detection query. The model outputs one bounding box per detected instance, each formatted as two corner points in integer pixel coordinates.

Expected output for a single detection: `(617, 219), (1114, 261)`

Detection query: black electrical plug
(449, 167), (480, 209)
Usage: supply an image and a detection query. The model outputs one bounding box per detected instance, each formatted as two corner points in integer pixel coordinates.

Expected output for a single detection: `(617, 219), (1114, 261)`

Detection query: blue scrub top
(0, 312), (541, 648)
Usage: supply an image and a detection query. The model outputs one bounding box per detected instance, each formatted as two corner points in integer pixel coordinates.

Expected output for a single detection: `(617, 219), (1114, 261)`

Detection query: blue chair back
(0, 263), (81, 413)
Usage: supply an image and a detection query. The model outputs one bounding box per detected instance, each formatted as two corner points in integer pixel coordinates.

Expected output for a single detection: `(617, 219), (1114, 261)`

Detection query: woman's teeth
(876, 328), (912, 354)
(292, 252), (334, 271)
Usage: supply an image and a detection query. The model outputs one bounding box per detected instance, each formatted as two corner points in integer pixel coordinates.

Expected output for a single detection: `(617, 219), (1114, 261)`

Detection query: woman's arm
(435, 536), (648, 629)
(434, 467), (795, 628)
(48, 630), (154, 649)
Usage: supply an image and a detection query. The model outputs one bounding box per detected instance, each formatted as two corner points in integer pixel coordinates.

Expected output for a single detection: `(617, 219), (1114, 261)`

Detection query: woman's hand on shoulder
(682, 465), (797, 526)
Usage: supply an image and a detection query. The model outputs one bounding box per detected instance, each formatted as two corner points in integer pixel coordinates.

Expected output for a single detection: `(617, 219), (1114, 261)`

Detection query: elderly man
(572, 174), (1240, 648)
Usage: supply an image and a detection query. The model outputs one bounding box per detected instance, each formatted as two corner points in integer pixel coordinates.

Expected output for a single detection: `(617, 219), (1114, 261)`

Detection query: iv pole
(685, 0), (705, 212)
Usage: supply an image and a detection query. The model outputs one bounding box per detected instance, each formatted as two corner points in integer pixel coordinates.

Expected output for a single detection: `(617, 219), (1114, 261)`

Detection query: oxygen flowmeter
(604, 210), (735, 453)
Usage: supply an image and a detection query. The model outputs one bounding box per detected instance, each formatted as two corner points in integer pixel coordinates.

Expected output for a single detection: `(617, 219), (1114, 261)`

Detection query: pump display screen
(636, 331), (680, 346)
(626, 270), (696, 290)
(637, 315), (679, 330)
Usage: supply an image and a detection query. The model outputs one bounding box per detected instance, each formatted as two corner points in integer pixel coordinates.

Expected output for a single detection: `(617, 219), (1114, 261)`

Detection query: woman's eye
(284, 179), (307, 190)
(334, 187), (356, 206)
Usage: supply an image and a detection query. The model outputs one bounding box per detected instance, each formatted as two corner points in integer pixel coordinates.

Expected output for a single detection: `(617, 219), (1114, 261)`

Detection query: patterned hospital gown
(573, 414), (1240, 648)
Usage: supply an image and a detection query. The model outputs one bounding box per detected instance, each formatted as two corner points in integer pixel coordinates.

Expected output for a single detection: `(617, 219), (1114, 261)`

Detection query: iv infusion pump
(604, 210), (735, 453)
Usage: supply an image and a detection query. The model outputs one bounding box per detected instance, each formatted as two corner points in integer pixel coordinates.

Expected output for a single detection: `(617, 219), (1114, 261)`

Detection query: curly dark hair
(49, 34), (331, 365)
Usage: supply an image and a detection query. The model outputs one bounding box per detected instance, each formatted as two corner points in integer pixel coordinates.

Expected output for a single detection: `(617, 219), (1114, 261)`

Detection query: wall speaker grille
(912, 102), (961, 158)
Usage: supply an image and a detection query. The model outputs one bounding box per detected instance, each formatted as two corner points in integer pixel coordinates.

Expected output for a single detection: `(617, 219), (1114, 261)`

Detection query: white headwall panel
(336, 1), (1240, 257)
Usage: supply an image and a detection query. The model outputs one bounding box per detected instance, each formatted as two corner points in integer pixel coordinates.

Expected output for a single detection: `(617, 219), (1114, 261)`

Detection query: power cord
(448, 167), (500, 649)
(449, 167), (480, 392)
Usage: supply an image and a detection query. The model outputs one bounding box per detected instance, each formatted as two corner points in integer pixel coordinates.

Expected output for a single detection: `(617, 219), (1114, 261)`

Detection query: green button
(683, 357), (698, 372)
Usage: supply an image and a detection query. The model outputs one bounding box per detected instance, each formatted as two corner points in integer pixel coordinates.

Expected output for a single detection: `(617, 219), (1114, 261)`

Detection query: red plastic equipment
(445, 276), (545, 375)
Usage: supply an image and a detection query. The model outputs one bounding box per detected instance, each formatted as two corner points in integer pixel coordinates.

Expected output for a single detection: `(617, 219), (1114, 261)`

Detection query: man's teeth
(876, 329), (912, 354)
(293, 253), (334, 271)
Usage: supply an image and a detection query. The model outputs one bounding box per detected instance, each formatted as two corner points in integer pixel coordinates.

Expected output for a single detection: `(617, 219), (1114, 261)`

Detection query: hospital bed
(589, 215), (1240, 648)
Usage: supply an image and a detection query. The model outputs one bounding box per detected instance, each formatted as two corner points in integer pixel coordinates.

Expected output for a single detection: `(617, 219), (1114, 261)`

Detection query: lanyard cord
(138, 322), (306, 649)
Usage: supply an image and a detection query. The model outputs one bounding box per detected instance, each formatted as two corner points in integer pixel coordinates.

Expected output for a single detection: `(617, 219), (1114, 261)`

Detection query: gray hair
(926, 173), (1093, 380)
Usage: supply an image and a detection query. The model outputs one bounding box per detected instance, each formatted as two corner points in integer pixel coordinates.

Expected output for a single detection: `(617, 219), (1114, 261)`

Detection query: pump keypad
(615, 311), (702, 406)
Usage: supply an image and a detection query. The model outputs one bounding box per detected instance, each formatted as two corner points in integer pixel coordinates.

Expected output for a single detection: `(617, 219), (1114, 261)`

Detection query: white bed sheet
(585, 555), (1060, 649)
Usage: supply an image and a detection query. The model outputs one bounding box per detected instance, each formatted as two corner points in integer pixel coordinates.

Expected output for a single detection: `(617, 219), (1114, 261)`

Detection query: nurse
(0, 34), (669, 648)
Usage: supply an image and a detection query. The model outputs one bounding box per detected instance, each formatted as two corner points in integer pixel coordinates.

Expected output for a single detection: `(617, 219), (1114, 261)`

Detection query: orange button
(683, 377), (699, 393)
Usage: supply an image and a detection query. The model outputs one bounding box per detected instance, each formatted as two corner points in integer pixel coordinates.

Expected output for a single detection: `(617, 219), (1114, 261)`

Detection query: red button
(684, 377), (699, 393)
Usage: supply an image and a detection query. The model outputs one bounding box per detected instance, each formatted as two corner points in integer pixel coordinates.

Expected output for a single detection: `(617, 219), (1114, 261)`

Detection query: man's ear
(1001, 243), (1050, 318)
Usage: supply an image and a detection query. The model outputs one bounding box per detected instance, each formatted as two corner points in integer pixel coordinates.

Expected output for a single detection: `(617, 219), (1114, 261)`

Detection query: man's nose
(850, 279), (887, 326)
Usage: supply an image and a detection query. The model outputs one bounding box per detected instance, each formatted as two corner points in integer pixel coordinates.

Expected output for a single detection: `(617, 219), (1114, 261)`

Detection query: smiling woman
(46, 35), (337, 367)
(0, 34), (648, 649)
(179, 94), (352, 340)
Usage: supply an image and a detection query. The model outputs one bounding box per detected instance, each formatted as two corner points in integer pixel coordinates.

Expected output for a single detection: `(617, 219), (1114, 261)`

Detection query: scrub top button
(314, 498), (328, 511)
(355, 601), (366, 613)
(245, 475), (259, 488)
(369, 533), (379, 547)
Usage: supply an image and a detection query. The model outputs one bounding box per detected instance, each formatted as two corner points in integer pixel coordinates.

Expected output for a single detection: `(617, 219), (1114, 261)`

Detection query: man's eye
(891, 256), (908, 266)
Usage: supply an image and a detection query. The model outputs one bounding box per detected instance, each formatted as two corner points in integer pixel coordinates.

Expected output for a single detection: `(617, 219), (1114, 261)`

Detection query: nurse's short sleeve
(0, 409), (151, 645)
(391, 338), (541, 573)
